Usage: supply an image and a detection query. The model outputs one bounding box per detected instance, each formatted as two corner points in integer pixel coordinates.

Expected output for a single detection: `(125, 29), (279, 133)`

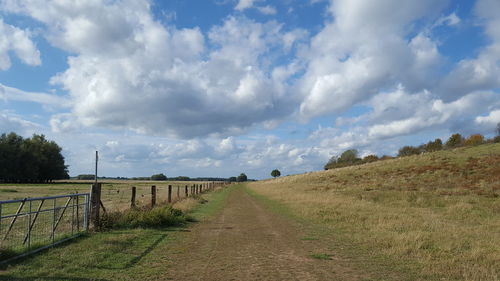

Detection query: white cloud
(0, 18), (40, 70)
(298, 0), (448, 119)
(0, 111), (41, 135)
(235, 0), (260, 11)
(257, 5), (276, 15)
(2, 1), (302, 138)
(0, 83), (71, 108)
(438, 0), (500, 100)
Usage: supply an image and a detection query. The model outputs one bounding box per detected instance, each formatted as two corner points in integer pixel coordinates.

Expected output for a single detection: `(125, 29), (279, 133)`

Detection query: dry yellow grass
(248, 143), (500, 281)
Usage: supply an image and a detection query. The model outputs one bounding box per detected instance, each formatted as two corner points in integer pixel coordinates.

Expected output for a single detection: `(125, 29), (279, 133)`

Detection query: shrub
(362, 155), (379, 163)
(425, 138), (443, 152)
(100, 205), (189, 229)
(398, 146), (421, 157)
(464, 134), (485, 146)
(271, 169), (281, 178)
(446, 133), (464, 148)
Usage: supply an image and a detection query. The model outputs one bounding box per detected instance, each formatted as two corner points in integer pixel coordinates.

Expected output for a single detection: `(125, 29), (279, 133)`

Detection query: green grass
(0, 185), (235, 280)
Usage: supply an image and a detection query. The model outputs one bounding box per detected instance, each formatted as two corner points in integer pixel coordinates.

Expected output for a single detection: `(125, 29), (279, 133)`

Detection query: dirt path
(161, 186), (368, 281)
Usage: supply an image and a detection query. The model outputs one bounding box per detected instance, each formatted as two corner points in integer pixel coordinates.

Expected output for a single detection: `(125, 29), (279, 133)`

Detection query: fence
(0, 181), (229, 263)
(0, 193), (89, 263)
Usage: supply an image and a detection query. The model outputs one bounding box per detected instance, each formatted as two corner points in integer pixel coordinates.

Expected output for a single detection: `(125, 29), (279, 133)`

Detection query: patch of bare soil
(161, 187), (370, 281)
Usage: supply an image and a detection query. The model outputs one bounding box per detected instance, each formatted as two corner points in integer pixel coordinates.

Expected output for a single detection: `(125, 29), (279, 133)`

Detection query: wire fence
(0, 193), (89, 262)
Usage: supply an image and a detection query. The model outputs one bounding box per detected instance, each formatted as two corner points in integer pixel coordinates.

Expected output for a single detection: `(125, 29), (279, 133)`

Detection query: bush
(425, 138), (443, 152)
(446, 133), (464, 148)
(464, 134), (485, 146)
(398, 146), (421, 157)
(362, 155), (379, 163)
(100, 205), (189, 229)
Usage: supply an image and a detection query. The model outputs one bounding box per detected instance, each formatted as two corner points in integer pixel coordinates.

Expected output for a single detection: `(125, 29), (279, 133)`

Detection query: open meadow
(0, 180), (208, 213)
(248, 143), (500, 280)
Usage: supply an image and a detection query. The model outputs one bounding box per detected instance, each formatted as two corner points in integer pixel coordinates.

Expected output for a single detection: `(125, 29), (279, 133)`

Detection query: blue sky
(0, 0), (499, 179)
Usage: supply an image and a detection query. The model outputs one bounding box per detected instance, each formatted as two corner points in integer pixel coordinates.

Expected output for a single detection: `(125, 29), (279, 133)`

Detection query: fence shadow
(95, 233), (167, 270)
(0, 276), (109, 281)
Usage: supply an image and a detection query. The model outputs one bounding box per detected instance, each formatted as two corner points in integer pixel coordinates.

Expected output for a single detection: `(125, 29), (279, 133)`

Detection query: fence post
(131, 186), (136, 208)
(168, 185), (172, 203)
(151, 185), (156, 207)
(177, 186), (180, 199)
(90, 183), (102, 230)
(185, 185), (188, 198)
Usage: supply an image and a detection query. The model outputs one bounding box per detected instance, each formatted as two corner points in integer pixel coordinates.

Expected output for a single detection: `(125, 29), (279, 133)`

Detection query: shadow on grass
(95, 233), (167, 270)
(0, 276), (109, 281)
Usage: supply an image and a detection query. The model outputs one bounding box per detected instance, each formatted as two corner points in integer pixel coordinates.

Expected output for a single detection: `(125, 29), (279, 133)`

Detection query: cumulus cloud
(1, 0), (304, 138)
(0, 18), (40, 70)
(235, 0), (260, 11)
(438, 0), (500, 101)
(298, 0), (448, 119)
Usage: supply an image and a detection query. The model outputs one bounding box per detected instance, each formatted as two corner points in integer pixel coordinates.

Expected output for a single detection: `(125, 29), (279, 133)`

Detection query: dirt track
(161, 186), (368, 281)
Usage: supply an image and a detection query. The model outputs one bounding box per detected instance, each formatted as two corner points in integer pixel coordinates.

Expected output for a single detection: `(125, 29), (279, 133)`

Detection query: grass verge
(0, 185), (234, 281)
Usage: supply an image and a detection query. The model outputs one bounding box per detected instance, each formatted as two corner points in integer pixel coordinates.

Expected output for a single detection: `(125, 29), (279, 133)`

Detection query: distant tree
(380, 155), (394, 161)
(271, 169), (281, 178)
(228, 176), (237, 182)
(151, 173), (167, 181)
(398, 146), (421, 157)
(446, 133), (464, 148)
(425, 138), (443, 152)
(497, 122), (500, 136)
(362, 154), (379, 163)
(338, 149), (360, 164)
(77, 174), (95, 180)
(464, 134), (484, 146)
(237, 173), (247, 182)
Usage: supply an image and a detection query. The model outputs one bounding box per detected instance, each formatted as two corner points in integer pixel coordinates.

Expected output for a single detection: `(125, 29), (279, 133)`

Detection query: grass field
(248, 143), (500, 281)
(0, 180), (210, 213)
(0, 185), (235, 280)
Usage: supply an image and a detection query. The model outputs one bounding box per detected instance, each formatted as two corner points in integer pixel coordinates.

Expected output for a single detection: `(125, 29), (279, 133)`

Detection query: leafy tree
(338, 149), (360, 164)
(77, 174), (95, 180)
(425, 138), (443, 152)
(398, 146), (421, 157)
(228, 176), (237, 182)
(0, 132), (69, 183)
(151, 173), (167, 181)
(271, 169), (281, 178)
(362, 154), (379, 163)
(446, 133), (464, 148)
(237, 173), (247, 182)
(464, 134), (484, 146)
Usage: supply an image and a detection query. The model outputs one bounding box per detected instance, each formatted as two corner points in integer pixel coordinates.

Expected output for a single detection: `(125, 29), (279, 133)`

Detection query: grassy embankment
(248, 143), (499, 281)
(0, 184), (235, 280)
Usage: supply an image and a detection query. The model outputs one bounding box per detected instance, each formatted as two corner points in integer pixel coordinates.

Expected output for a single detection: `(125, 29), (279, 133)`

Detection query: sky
(0, 0), (499, 179)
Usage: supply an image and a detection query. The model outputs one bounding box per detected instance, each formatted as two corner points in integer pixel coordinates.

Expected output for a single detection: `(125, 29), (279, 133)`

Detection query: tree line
(324, 131), (500, 170)
(0, 132), (69, 183)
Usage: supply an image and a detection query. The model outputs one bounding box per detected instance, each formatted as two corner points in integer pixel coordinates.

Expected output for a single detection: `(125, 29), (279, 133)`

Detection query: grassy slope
(248, 143), (500, 281)
(0, 186), (235, 281)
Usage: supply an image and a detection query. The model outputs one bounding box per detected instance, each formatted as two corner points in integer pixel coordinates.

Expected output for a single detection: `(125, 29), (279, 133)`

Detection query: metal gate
(0, 193), (90, 262)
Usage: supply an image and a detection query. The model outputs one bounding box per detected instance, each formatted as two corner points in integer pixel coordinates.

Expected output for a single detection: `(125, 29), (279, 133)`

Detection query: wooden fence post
(168, 185), (172, 203)
(90, 183), (102, 229)
(131, 186), (136, 208)
(177, 186), (180, 199)
(185, 185), (188, 198)
(151, 185), (156, 207)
